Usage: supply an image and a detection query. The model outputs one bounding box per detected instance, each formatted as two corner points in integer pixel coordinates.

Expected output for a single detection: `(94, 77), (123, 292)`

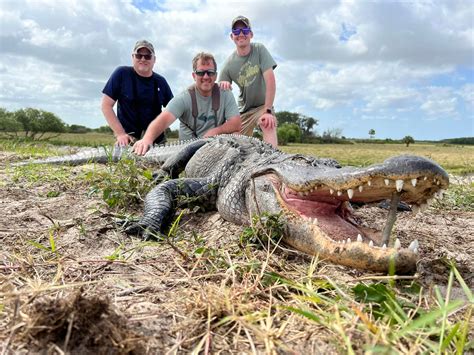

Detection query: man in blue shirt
(102, 40), (173, 146)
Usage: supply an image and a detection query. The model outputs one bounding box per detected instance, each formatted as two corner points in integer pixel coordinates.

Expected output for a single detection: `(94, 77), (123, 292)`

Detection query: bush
(277, 123), (301, 145)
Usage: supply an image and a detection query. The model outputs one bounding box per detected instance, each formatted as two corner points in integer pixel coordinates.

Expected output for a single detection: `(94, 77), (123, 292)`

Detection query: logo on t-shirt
(237, 62), (259, 87)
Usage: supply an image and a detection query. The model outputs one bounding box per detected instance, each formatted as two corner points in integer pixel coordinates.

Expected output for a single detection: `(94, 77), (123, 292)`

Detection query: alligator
(16, 135), (449, 273)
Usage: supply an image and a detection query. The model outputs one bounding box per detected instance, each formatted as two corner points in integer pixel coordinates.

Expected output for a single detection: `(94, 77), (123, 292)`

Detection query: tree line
(0, 107), (112, 139)
(3, 106), (469, 146)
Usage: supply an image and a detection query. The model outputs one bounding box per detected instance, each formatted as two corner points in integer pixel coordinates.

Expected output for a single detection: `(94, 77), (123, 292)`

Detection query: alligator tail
(13, 145), (131, 166)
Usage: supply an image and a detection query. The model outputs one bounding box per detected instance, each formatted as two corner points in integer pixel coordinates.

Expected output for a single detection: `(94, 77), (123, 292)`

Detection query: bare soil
(0, 151), (472, 354)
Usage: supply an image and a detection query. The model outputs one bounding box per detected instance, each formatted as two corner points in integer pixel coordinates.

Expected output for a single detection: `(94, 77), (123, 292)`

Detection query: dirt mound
(19, 290), (145, 354)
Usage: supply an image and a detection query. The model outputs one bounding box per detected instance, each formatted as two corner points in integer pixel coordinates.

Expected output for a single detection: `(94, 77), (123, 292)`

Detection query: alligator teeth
(367, 180), (372, 186)
(357, 234), (363, 242)
(337, 191), (342, 196)
(408, 240), (419, 252)
(347, 238), (351, 243)
(298, 191), (305, 197)
(384, 179), (390, 186)
(395, 179), (404, 192)
(358, 186), (363, 192)
(394, 238), (401, 249)
(423, 176), (427, 181)
(330, 189), (334, 195)
(411, 178), (417, 187)
(369, 240), (374, 247)
(382, 244), (387, 249)
(347, 189), (354, 199)
(436, 180), (440, 185)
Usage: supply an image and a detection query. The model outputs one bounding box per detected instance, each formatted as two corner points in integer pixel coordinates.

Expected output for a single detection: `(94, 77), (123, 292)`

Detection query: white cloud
(458, 84), (474, 109)
(420, 87), (458, 118)
(0, 0), (472, 139)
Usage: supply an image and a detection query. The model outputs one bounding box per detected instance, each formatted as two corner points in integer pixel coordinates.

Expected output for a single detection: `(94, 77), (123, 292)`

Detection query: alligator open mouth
(254, 162), (448, 273)
(276, 173), (445, 245)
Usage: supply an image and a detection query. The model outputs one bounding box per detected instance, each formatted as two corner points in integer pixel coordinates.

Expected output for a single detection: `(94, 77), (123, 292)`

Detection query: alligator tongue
(293, 200), (376, 244)
(313, 215), (362, 242)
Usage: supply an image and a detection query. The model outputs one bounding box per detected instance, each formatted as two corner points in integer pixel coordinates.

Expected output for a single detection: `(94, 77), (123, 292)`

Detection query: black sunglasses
(194, 69), (217, 77)
(134, 53), (153, 60)
(232, 28), (251, 36)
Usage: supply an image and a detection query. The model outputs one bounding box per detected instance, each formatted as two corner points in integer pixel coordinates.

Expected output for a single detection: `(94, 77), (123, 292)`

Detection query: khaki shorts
(240, 105), (274, 136)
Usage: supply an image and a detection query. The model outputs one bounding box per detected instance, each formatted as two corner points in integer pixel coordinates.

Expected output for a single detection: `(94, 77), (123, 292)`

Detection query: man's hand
(258, 112), (277, 130)
(132, 138), (153, 156)
(115, 133), (135, 147)
(219, 81), (232, 91)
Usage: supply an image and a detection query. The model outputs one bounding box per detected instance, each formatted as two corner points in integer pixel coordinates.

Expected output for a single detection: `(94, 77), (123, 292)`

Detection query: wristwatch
(266, 108), (272, 114)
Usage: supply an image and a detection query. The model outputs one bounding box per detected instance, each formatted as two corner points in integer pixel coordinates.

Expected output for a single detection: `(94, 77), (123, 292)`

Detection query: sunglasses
(232, 27), (251, 36)
(134, 53), (153, 60)
(194, 69), (217, 77)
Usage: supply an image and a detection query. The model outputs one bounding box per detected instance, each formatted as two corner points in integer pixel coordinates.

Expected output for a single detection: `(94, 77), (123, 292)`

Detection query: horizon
(0, 0), (473, 140)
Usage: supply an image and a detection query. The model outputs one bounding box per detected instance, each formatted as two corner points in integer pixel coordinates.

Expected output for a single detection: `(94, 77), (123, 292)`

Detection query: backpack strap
(187, 85), (198, 136)
(211, 83), (220, 116)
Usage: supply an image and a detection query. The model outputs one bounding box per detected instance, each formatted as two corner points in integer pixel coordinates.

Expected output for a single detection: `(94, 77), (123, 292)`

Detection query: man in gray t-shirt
(219, 15), (278, 147)
(133, 52), (241, 155)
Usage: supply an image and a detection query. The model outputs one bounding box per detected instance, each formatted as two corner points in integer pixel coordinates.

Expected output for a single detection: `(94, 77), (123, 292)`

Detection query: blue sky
(0, 0), (472, 140)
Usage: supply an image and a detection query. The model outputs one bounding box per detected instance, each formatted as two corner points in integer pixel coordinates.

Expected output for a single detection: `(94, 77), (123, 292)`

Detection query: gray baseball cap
(133, 40), (155, 55)
(231, 15), (251, 29)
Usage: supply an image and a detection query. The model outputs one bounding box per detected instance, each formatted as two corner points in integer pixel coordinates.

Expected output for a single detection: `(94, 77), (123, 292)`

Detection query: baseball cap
(133, 40), (155, 55)
(231, 15), (251, 29)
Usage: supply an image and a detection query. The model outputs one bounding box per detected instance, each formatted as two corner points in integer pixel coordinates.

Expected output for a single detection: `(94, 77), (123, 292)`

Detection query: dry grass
(0, 141), (473, 353)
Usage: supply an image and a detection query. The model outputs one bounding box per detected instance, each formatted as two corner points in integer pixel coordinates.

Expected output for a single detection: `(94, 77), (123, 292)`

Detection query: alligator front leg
(125, 177), (218, 239)
(157, 140), (208, 179)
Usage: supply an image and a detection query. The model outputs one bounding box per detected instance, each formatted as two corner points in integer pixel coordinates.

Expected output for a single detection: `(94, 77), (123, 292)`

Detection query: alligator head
(246, 155), (449, 273)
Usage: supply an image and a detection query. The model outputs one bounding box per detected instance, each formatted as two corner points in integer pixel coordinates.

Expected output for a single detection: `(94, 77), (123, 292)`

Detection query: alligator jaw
(247, 159), (448, 273)
(281, 207), (418, 273)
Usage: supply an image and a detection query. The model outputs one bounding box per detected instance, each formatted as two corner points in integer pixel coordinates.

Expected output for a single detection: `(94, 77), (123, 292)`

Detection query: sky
(0, 0), (473, 140)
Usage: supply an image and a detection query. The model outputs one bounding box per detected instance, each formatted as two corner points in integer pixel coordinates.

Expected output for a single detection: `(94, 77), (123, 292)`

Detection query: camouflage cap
(133, 40), (155, 55)
(231, 15), (251, 29)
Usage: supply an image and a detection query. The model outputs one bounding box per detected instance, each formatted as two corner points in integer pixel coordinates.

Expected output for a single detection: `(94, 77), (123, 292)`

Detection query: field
(0, 136), (473, 354)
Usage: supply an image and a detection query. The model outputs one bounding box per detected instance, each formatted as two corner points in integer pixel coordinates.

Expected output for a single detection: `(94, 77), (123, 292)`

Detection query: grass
(0, 132), (115, 147)
(1, 136), (473, 352)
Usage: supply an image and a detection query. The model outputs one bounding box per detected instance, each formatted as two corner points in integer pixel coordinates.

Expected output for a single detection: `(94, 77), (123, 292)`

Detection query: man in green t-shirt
(133, 52), (241, 155)
(219, 15), (278, 147)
